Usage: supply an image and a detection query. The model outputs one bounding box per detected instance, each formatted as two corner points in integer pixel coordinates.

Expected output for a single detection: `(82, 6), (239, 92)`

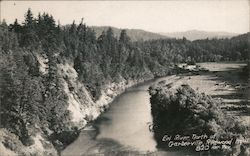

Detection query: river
(62, 75), (193, 156)
(62, 62), (248, 156)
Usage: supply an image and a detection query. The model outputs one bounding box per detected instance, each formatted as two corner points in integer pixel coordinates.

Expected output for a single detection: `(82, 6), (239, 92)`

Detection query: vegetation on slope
(149, 84), (249, 155)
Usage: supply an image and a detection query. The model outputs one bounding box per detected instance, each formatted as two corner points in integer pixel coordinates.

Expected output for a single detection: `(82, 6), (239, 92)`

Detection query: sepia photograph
(0, 0), (249, 156)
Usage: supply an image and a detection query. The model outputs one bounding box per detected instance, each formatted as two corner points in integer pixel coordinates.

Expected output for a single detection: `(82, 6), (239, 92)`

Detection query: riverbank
(61, 75), (180, 156)
(57, 62), (157, 152)
(0, 60), (155, 156)
(149, 62), (250, 155)
(61, 62), (249, 156)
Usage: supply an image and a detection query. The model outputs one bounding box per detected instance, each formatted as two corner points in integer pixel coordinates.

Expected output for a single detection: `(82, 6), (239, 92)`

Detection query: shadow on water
(94, 116), (112, 126)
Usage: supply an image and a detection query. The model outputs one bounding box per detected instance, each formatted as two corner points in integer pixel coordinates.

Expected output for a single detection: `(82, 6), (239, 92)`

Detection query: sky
(1, 0), (249, 34)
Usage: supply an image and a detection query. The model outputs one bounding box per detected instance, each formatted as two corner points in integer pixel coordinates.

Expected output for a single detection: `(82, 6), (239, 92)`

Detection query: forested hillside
(0, 9), (249, 155)
(91, 26), (168, 42)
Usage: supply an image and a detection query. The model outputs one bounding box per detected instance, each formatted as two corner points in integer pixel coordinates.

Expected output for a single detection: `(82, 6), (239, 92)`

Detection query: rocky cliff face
(0, 53), (150, 156)
(57, 61), (145, 128)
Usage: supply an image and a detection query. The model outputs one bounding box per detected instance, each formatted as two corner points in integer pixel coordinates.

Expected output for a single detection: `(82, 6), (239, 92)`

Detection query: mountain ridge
(160, 29), (239, 41)
(58, 23), (244, 42)
(90, 26), (168, 41)
(91, 26), (240, 41)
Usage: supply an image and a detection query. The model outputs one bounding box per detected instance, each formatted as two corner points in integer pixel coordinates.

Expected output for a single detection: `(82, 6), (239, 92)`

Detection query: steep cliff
(0, 52), (151, 156)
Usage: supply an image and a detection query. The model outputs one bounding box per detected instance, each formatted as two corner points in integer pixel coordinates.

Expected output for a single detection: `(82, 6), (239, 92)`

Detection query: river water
(62, 75), (196, 156)
(94, 80), (157, 151)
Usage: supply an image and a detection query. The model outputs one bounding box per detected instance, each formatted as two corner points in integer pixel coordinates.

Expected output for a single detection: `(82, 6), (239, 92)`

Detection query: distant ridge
(91, 27), (239, 41)
(91, 26), (168, 42)
(160, 30), (239, 41)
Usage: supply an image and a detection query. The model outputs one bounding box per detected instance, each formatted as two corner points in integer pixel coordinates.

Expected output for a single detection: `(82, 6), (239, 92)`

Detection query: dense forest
(0, 9), (249, 155)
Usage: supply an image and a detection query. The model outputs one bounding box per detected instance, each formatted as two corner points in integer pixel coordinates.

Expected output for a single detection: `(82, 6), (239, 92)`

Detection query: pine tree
(77, 18), (87, 41)
(119, 29), (130, 45)
(9, 19), (22, 34)
(24, 8), (35, 28)
(20, 9), (38, 47)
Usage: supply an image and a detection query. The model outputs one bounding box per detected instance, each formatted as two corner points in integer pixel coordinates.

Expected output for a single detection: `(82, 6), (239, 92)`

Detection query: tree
(69, 20), (77, 34)
(20, 9), (38, 47)
(119, 29), (130, 45)
(77, 18), (87, 41)
(106, 27), (114, 42)
(9, 19), (22, 34)
(24, 8), (35, 27)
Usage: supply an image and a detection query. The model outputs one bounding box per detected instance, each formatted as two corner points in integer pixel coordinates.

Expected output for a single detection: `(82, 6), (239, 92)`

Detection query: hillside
(161, 30), (238, 41)
(0, 9), (249, 156)
(91, 26), (168, 41)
